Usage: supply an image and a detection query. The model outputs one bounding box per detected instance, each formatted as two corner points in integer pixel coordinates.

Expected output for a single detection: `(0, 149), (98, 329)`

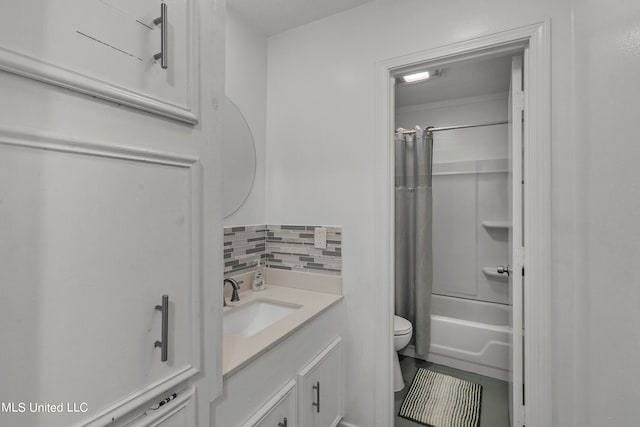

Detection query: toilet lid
(394, 315), (412, 335)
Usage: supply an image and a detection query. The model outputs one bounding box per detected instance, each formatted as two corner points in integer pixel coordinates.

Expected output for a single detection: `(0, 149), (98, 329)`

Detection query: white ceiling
(228, 0), (374, 36)
(395, 55), (513, 108)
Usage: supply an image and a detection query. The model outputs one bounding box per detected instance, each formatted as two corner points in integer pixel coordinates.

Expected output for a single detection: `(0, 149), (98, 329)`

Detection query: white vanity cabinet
(242, 380), (297, 427)
(298, 337), (343, 427)
(212, 301), (344, 427)
(236, 338), (342, 427)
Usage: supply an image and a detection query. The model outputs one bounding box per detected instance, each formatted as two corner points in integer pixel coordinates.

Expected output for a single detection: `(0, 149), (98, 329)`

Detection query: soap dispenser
(252, 259), (265, 291)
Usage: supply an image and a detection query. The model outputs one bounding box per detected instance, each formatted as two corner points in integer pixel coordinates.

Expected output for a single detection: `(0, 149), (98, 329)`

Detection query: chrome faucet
(223, 278), (240, 307)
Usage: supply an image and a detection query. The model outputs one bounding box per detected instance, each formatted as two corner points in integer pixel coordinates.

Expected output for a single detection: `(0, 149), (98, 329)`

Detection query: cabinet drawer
(242, 380), (297, 427)
(298, 337), (343, 427)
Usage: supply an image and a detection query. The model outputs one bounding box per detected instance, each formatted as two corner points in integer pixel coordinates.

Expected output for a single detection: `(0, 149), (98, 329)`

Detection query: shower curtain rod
(400, 120), (509, 135)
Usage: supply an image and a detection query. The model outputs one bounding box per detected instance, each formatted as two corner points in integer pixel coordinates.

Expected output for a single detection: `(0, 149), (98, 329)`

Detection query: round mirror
(223, 97), (257, 218)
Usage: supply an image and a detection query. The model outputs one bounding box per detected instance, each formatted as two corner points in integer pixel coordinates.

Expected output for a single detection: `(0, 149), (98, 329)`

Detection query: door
(507, 53), (526, 427)
(0, 1), (223, 426)
(298, 337), (343, 427)
(0, 146), (200, 427)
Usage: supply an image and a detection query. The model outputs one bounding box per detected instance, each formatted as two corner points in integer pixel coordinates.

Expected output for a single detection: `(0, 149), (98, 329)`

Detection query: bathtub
(401, 294), (512, 381)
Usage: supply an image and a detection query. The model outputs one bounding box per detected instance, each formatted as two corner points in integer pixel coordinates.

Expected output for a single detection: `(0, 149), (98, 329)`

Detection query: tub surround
(222, 269), (342, 377)
(431, 159), (510, 305)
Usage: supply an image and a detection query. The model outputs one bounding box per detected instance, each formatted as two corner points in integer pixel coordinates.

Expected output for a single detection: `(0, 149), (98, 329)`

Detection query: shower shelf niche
(481, 220), (511, 230)
(482, 267), (509, 280)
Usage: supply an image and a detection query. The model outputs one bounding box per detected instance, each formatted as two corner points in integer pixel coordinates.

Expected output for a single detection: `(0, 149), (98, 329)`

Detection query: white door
(298, 338), (343, 427)
(313, 345), (343, 427)
(0, 1), (223, 426)
(507, 53), (526, 427)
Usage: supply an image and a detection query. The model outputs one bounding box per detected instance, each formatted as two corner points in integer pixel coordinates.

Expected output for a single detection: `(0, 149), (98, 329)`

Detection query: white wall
(224, 8), (267, 226)
(262, 0), (640, 425)
(572, 1), (640, 424)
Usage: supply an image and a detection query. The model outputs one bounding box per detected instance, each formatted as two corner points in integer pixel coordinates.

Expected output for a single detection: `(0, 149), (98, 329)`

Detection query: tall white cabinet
(0, 1), (224, 426)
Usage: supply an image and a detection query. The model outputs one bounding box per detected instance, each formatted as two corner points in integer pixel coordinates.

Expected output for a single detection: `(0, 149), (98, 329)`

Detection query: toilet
(393, 315), (413, 391)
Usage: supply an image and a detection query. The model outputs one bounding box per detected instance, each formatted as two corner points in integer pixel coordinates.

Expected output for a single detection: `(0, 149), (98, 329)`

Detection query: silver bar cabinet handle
(278, 417), (287, 427)
(153, 2), (168, 69)
(154, 294), (169, 362)
(312, 381), (320, 413)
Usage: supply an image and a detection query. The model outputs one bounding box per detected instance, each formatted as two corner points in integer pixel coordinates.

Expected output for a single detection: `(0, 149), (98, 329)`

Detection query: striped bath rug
(398, 368), (482, 427)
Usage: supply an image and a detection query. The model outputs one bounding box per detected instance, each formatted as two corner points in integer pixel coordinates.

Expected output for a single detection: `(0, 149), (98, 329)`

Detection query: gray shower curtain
(394, 127), (433, 356)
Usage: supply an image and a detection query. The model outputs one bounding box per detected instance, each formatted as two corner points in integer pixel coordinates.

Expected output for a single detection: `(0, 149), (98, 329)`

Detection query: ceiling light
(402, 71), (430, 83)
(397, 69), (443, 85)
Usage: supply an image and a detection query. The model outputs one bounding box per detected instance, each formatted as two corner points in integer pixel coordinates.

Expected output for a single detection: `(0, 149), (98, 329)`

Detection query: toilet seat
(394, 315), (412, 335)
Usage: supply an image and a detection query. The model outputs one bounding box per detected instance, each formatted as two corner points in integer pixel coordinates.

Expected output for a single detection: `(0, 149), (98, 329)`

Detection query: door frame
(373, 21), (551, 426)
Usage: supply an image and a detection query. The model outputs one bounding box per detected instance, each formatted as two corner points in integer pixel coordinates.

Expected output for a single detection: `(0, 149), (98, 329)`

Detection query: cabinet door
(0, 142), (202, 427)
(298, 337), (343, 427)
(0, 0), (198, 123)
(242, 380), (297, 427)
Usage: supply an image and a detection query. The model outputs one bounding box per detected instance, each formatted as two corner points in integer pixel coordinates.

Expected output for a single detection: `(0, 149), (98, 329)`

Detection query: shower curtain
(394, 127), (433, 356)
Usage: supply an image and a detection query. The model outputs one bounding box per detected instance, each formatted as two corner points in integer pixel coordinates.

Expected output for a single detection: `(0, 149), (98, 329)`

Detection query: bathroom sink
(223, 299), (301, 337)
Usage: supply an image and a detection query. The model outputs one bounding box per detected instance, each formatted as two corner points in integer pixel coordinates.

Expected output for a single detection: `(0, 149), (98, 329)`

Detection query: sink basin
(224, 299), (301, 337)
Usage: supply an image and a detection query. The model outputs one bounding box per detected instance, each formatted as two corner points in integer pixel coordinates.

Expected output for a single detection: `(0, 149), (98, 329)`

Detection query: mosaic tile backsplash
(224, 224), (342, 277)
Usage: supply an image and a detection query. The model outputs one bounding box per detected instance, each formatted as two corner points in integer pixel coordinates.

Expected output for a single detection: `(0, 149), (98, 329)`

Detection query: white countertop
(222, 284), (343, 377)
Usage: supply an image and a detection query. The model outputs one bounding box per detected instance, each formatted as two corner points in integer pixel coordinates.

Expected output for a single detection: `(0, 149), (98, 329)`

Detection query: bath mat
(398, 368), (482, 427)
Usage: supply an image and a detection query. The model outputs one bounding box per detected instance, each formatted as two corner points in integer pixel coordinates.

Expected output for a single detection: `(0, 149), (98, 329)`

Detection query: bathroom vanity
(212, 271), (344, 427)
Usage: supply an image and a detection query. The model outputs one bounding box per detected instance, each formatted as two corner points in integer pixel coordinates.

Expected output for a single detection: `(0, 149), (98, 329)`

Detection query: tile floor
(394, 356), (510, 427)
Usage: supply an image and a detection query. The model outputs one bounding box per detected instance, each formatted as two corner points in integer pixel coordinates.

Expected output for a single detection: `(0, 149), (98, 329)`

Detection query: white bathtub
(401, 294), (512, 381)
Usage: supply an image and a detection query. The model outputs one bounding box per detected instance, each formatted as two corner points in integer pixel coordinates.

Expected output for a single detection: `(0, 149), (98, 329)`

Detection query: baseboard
(400, 345), (509, 381)
(338, 421), (360, 427)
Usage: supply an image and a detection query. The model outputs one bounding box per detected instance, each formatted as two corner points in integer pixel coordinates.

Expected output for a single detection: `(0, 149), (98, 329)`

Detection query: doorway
(392, 51), (522, 427)
(373, 22), (552, 427)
